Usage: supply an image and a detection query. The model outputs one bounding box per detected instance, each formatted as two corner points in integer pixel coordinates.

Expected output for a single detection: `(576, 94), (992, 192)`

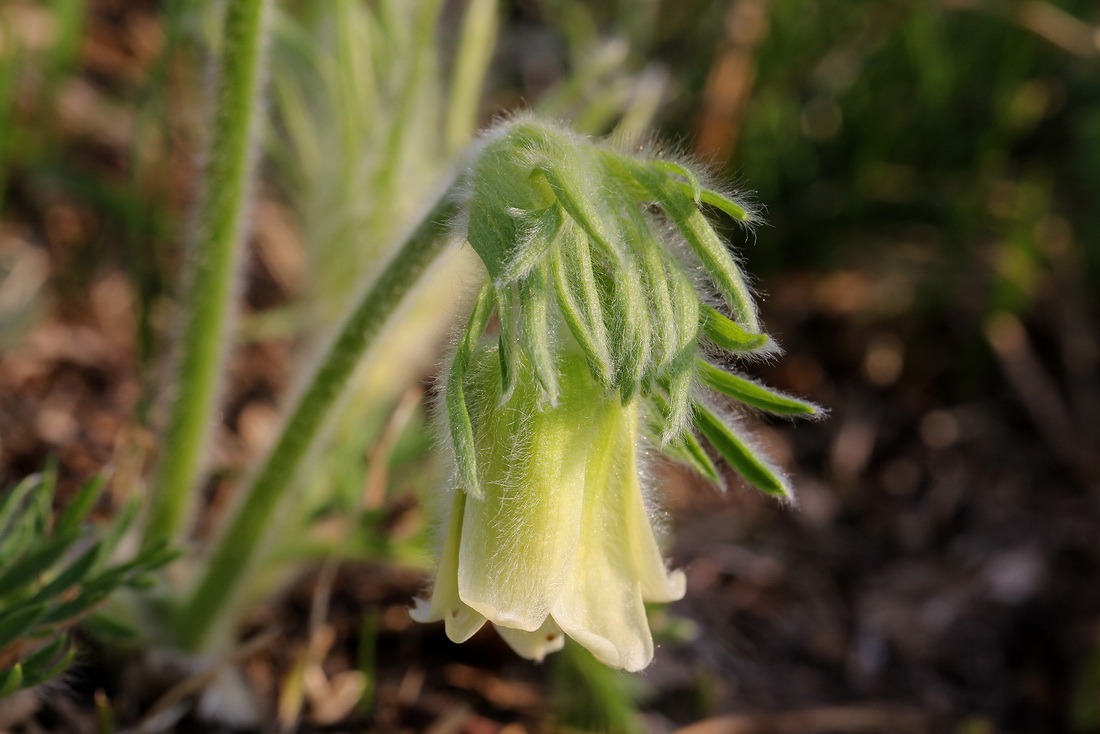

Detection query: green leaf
(696, 360), (820, 417)
(30, 459), (58, 537)
(692, 402), (791, 499)
(81, 612), (140, 643)
(19, 635), (67, 674)
(139, 541), (182, 571)
(53, 475), (106, 537)
(38, 583), (114, 625)
(28, 542), (102, 606)
(0, 664), (23, 697)
(95, 495), (140, 566)
(97, 540), (178, 581)
(701, 306), (769, 352)
(21, 638), (76, 688)
(124, 575), (158, 590)
(0, 529), (81, 597)
(0, 504), (42, 567)
(0, 474), (41, 542)
(0, 604), (46, 649)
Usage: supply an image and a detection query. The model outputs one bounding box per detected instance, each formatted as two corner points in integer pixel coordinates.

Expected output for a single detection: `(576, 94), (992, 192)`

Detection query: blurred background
(0, 0), (1098, 732)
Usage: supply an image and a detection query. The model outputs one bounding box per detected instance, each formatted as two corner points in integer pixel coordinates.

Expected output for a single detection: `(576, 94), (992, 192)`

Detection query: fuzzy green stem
(143, 0), (273, 550)
(176, 185), (460, 653)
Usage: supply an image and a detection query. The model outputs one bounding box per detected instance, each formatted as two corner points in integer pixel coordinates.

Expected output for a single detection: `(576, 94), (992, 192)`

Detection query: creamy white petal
(616, 438), (687, 604)
(550, 400), (656, 672)
(494, 617), (566, 662)
(458, 357), (591, 631)
(410, 597), (487, 643)
(644, 567), (686, 603)
(410, 491), (488, 642)
(444, 604), (488, 643)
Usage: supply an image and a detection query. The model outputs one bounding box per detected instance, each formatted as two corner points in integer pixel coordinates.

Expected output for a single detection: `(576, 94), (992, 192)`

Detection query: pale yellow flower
(412, 350), (684, 671)
(414, 120), (820, 672)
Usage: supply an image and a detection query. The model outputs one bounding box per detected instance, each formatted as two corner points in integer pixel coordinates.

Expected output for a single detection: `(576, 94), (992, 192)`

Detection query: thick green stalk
(144, 0), (273, 549)
(176, 186), (460, 653)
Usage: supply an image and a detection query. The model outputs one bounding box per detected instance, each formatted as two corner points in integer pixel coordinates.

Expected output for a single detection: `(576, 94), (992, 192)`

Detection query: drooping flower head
(414, 117), (821, 670)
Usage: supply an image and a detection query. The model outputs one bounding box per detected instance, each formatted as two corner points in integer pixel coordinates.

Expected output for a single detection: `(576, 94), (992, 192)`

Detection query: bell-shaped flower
(414, 116), (823, 671)
(413, 348), (685, 671)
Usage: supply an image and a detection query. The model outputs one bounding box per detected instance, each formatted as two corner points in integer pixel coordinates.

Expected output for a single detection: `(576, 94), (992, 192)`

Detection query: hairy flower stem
(176, 185), (460, 653)
(143, 0), (273, 550)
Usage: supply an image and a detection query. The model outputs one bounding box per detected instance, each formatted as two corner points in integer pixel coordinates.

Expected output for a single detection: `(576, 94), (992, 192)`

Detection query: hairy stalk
(144, 0), (273, 549)
(176, 185), (460, 653)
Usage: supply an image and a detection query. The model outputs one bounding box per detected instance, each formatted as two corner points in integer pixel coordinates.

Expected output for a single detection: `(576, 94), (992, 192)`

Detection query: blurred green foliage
(721, 2), (1098, 318)
(550, 640), (648, 734)
(0, 466), (177, 695)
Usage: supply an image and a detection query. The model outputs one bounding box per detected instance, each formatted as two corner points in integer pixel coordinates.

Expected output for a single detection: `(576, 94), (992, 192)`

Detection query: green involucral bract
(413, 349), (685, 672)
(416, 117), (821, 670)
